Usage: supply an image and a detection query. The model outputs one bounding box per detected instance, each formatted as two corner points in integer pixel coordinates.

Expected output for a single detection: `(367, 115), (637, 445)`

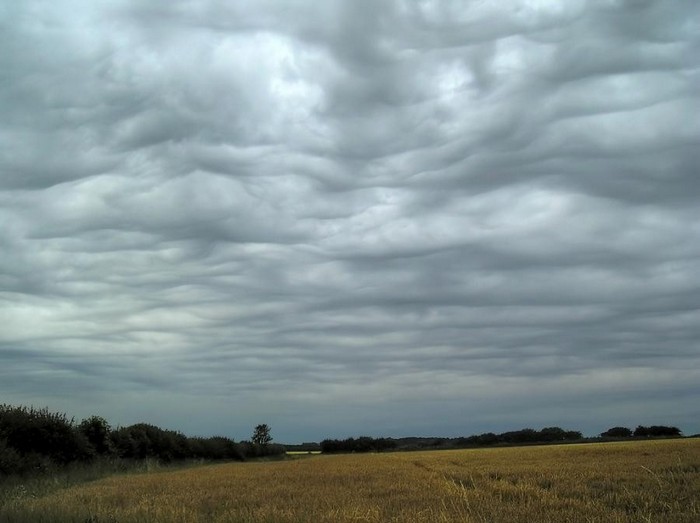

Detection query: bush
(0, 405), (93, 466)
(633, 425), (681, 438)
(601, 426), (633, 438)
(0, 438), (23, 475)
(78, 416), (114, 456)
(110, 424), (191, 462)
(238, 441), (286, 459)
(0, 404), (247, 478)
(189, 436), (243, 461)
(320, 436), (396, 454)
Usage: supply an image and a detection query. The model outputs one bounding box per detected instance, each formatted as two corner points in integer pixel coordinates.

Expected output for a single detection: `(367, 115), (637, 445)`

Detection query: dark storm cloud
(1, 0), (699, 441)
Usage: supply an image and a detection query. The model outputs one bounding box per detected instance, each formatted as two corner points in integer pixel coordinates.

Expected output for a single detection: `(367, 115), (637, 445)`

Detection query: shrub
(633, 425), (681, 437)
(189, 436), (243, 461)
(0, 405), (92, 466)
(238, 441), (286, 459)
(320, 436), (396, 454)
(0, 438), (23, 475)
(78, 416), (114, 456)
(110, 423), (191, 462)
(601, 426), (633, 438)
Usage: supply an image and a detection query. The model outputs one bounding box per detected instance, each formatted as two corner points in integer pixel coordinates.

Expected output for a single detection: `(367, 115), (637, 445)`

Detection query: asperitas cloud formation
(1, 0), (699, 441)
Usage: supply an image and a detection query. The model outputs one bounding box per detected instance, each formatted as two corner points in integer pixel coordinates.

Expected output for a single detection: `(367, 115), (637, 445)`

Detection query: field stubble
(1, 439), (699, 522)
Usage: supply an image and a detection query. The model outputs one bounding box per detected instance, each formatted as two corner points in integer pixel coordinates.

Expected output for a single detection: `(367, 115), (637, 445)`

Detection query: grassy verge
(0, 458), (212, 513)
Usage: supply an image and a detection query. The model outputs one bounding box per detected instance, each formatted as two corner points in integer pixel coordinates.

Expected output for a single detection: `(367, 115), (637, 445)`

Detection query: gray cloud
(1, 0), (699, 442)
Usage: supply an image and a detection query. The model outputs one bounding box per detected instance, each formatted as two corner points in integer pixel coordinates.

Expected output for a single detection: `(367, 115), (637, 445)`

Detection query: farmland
(2, 439), (699, 522)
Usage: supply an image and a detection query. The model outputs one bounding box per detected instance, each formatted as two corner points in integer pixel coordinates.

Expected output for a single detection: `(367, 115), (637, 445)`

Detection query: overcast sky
(1, 0), (699, 443)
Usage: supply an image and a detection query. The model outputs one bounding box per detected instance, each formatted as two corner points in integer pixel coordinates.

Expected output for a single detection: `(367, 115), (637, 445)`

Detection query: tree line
(456, 426), (583, 446)
(600, 425), (681, 438)
(0, 405), (284, 476)
(320, 436), (397, 454)
(320, 424), (685, 454)
(1, 403), (686, 474)
(321, 427), (583, 454)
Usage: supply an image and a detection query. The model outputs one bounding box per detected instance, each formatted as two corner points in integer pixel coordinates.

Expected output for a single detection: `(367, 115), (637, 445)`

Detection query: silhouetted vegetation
(599, 425), (682, 439)
(238, 440), (287, 458)
(601, 426), (634, 438)
(469, 427), (583, 445)
(284, 442), (321, 452)
(78, 415), (113, 456)
(1, 403), (688, 478)
(0, 405), (92, 474)
(252, 424), (272, 446)
(633, 425), (681, 437)
(320, 436), (397, 454)
(0, 404), (283, 478)
(318, 427), (615, 454)
(320, 428), (582, 454)
(444, 427), (582, 450)
(238, 423), (285, 458)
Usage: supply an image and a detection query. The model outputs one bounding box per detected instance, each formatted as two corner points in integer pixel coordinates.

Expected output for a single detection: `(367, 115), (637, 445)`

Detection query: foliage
(188, 436), (243, 461)
(0, 404), (92, 473)
(238, 440), (286, 458)
(0, 402), (687, 483)
(498, 427), (582, 444)
(320, 436), (397, 454)
(0, 404), (243, 477)
(110, 423), (190, 461)
(284, 441), (321, 452)
(451, 427), (582, 449)
(633, 425), (682, 437)
(252, 424), (272, 446)
(600, 426), (682, 439)
(601, 426), (633, 438)
(78, 416), (113, 456)
(109, 423), (246, 462)
(239, 424), (286, 458)
(0, 438), (22, 475)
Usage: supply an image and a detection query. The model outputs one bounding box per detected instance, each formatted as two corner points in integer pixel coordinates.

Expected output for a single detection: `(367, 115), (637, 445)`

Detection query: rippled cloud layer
(1, 0), (699, 440)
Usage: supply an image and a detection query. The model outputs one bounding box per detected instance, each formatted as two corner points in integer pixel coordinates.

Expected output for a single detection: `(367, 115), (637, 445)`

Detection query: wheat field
(2, 439), (699, 522)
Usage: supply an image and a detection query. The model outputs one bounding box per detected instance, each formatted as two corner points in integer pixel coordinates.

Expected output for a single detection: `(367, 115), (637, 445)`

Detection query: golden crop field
(2, 439), (699, 523)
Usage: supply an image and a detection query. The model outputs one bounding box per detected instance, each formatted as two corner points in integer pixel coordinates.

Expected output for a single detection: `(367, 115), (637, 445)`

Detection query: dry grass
(2, 439), (699, 522)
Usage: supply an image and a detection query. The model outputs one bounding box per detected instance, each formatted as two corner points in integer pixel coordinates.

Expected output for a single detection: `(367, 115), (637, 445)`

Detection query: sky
(1, 0), (699, 443)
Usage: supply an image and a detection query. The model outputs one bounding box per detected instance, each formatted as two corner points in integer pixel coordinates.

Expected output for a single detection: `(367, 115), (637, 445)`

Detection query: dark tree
(0, 405), (92, 467)
(252, 424), (272, 446)
(320, 436), (397, 454)
(601, 426), (633, 438)
(0, 403), (249, 474)
(633, 425), (681, 437)
(78, 415), (114, 455)
(109, 423), (190, 462)
(476, 432), (499, 445)
(539, 427), (569, 441)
